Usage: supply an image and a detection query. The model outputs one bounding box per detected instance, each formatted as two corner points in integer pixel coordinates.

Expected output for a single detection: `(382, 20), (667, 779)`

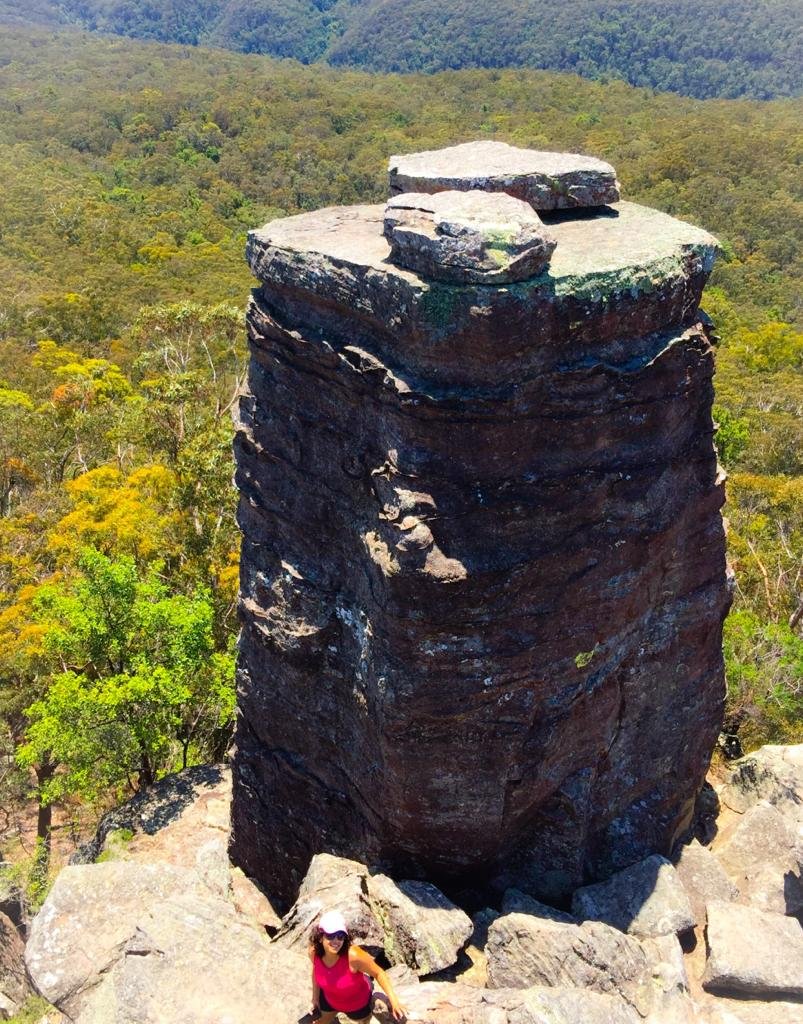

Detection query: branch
(790, 596), (803, 632)
(746, 538), (775, 617)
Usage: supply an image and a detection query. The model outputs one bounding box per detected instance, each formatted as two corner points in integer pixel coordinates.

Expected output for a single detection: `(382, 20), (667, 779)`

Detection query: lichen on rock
(383, 189), (557, 283)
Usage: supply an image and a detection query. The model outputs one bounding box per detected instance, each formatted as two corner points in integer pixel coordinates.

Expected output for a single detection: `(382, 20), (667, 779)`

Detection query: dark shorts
(318, 987), (373, 1020)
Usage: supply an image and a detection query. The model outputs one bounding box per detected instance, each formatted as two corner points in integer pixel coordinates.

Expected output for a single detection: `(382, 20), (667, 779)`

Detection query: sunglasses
(321, 930), (347, 941)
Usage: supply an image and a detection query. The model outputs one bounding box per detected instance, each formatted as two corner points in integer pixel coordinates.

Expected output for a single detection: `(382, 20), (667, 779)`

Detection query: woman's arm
(349, 946), (406, 1021)
(308, 947), (321, 1016)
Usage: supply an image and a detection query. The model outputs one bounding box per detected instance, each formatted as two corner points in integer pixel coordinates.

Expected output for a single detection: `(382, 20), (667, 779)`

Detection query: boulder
(500, 888), (574, 923)
(273, 853), (385, 950)
(388, 141), (620, 210)
(379, 977), (642, 1024)
(73, 764), (229, 864)
(700, 996), (803, 1024)
(673, 840), (740, 924)
(25, 861), (310, 1024)
(712, 800), (803, 915)
(366, 873), (474, 975)
(383, 190), (556, 283)
(0, 874), (24, 934)
(0, 911), (28, 1018)
(720, 744), (803, 828)
(572, 854), (697, 936)
(488, 986), (641, 1024)
(485, 911), (688, 1018)
(274, 855), (471, 975)
(702, 900), (803, 998)
(230, 865), (282, 931)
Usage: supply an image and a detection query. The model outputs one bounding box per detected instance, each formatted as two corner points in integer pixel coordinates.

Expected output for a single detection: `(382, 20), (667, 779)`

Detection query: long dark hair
(310, 926), (352, 959)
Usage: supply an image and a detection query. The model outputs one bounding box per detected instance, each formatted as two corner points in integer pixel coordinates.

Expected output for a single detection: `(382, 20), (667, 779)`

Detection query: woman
(309, 910), (406, 1022)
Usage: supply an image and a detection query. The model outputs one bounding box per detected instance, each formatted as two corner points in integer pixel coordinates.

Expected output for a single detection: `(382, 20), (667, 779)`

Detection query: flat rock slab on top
(247, 201), (718, 313)
(384, 190), (557, 283)
(388, 140), (620, 210)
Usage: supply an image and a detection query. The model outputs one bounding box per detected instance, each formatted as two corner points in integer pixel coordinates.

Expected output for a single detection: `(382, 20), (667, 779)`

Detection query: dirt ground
(1, 792), (110, 874)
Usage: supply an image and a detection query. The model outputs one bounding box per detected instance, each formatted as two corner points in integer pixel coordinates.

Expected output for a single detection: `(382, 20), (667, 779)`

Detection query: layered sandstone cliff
(230, 143), (730, 910)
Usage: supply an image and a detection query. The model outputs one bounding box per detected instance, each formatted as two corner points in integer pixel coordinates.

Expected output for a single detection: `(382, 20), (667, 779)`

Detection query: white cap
(318, 910), (348, 935)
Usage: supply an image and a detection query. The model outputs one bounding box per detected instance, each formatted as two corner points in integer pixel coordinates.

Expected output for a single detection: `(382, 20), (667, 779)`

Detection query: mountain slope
(328, 0), (803, 99)
(0, 0), (799, 99)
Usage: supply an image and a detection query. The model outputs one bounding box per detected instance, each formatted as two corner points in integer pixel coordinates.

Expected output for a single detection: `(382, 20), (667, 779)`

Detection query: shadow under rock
(687, 779), (721, 847)
(539, 205), (621, 226)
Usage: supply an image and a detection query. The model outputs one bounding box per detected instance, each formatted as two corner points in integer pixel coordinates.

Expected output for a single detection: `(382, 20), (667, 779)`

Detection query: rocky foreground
(4, 745), (801, 1024)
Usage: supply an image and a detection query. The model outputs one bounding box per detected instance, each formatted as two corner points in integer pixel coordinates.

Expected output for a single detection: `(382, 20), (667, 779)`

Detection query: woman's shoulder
(348, 944), (372, 967)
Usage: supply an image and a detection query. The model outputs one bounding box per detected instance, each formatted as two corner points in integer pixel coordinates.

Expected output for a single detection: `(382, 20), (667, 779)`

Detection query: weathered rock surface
(376, 973), (648, 1024)
(367, 873), (474, 974)
(388, 141), (620, 209)
(274, 853), (472, 974)
(720, 744), (803, 828)
(25, 861), (309, 1024)
(500, 888), (575, 923)
(699, 996), (803, 1024)
(0, 873), (24, 935)
(26, 754), (803, 1024)
(24, 852), (661, 1024)
(76, 763), (283, 925)
(379, 969), (644, 1024)
(74, 763), (230, 865)
(673, 841), (740, 925)
(274, 852), (386, 949)
(572, 854), (697, 936)
(702, 900), (803, 998)
(0, 911), (28, 1019)
(486, 911), (689, 1018)
(21, 846), (660, 1024)
(230, 865), (282, 930)
(383, 190), (556, 283)
(712, 801), (803, 915)
(233, 148), (727, 910)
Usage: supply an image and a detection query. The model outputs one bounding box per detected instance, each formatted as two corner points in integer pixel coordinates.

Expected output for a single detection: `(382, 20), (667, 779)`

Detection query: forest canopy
(0, 28), (800, 890)
(0, 0), (800, 100)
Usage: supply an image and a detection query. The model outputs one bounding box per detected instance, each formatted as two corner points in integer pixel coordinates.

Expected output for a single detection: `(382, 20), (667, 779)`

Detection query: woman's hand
(389, 996), (407, 1021)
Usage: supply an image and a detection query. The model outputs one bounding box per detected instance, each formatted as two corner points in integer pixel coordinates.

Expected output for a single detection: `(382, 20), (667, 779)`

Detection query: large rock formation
(230, 142), (730, 910)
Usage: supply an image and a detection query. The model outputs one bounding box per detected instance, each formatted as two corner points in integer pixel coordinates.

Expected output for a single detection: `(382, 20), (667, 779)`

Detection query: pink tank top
(314, 952), (371, 1012)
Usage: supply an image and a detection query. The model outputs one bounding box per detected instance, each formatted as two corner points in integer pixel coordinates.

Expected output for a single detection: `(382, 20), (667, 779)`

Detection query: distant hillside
(328, 0), (803, 99)
(0, 0), (800, 99)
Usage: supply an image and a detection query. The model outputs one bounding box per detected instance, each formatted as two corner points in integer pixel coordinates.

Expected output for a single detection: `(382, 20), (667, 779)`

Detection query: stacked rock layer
(231, 145), (730, 911)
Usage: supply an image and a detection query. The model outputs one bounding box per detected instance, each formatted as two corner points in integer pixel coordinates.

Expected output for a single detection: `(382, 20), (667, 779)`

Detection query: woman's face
(321, 930), (346, 954)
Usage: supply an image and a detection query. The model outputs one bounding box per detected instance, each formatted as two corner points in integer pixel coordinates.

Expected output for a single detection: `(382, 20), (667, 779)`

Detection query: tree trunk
(35, 760), (55, 854)
(138, 752), (155, 789)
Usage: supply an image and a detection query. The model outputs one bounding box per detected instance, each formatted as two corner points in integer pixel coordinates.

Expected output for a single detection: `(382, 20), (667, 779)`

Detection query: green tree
(17, 548), (235, 803)
(724, 610), (803, 747)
